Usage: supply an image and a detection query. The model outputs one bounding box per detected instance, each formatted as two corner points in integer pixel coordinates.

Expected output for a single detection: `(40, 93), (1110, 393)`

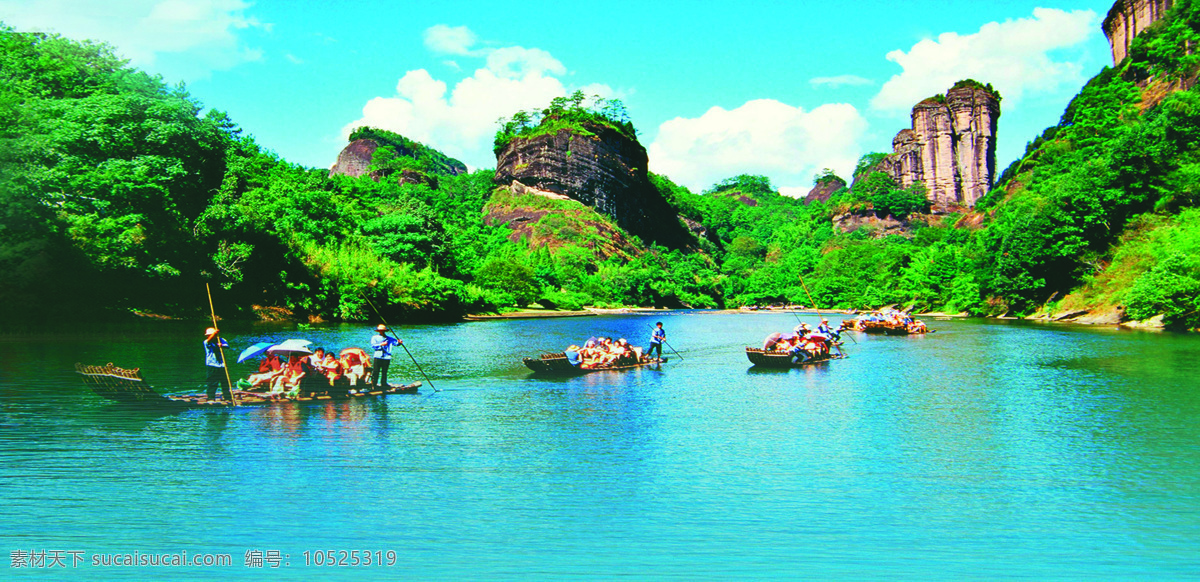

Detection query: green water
(2, 313), (1198, 579)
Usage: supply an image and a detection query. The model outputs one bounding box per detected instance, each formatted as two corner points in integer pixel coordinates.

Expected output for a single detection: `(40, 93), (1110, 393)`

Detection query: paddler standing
(369, 324), (402, 390)
(203, 327), (232, 402)
(648, 322), (666, 361)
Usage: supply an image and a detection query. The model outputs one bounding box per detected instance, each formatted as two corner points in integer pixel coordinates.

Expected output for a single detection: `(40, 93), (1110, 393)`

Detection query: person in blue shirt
(817, 318), (841, 342)
(204, 327), (232, 402)
(369, 324), (402, 390)
(648, 322), (666, 361)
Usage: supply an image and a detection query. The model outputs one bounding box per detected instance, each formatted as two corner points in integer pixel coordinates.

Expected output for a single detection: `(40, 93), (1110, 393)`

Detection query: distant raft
(745, 347), (846, 368)
(851, 309), (931, 335)
(75, 362), (418, 408)
(522, 352), (666, 375)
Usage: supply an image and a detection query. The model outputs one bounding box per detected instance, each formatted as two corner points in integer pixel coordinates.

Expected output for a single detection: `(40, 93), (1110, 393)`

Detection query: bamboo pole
(206, 283), (238, 406)
(358, 291), (439, 392)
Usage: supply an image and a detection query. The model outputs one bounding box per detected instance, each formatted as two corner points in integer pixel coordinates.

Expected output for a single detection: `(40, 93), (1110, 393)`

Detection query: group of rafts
(82, 310), (936, 402)
(76, 338), (418, 409)
(524, 309), (933, 374)
(746, 309), (930, 368)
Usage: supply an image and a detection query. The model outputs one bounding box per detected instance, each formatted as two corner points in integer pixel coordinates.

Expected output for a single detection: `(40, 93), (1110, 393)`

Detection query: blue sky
(2, 0), (1118, 194)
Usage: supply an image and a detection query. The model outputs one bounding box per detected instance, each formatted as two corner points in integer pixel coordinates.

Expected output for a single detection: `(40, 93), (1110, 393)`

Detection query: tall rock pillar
(948, 85), (1000, 206)
(912, 99), (960, 208)
(880, 81), (1000, 211)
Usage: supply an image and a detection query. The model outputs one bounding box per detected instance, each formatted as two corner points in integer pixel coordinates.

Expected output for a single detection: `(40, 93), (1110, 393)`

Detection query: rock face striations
(1104, 0), (1173, 64)
(881, 82), (1000, 210)
(493, 122), (693, 249)
(803, 176), (846, 205)
(329, 139), (379, 179)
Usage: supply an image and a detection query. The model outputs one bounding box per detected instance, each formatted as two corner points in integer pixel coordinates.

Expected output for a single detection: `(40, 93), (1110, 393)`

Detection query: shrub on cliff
(494, 91), (635, 152)
(1124, 252), (1200, 328)
(1127, 0), (1200, 78)
(348, 126), (467, 176)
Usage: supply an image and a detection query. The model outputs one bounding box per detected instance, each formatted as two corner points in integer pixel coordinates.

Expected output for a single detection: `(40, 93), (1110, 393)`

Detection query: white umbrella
(267, 339), (313, 356)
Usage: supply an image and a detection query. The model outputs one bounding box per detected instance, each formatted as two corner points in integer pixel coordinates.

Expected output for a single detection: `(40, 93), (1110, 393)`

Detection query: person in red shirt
(246, 353), (283, 389)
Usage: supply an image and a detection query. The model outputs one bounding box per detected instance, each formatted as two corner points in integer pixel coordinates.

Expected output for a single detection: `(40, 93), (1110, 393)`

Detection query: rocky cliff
(803, 176), (846, 205)
(329, 130), (468, 181)
(1104, 0), (1173, 64)
(329, 139), (378, 179)
(493, 122), (693, 249)
(881, 82), (1000, 210)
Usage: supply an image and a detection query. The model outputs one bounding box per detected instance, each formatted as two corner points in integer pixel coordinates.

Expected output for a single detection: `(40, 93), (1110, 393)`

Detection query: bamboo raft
(853, 320), (929, 335)
(522, 352), (666, 375)
(745, 347), (846, 368)
(76, 362), (419, 408)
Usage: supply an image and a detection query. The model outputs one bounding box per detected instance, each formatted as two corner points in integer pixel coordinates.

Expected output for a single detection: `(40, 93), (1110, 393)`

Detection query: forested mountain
(3, 2), (1199, 330)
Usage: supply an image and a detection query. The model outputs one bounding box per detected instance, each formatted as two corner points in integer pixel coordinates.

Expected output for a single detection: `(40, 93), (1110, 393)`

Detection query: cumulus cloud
(0, 0), (265, 75)
(646, 99), (868, 194)
(343, 46), (610, 169)
(872, 8), (1099, 111)
(423, 24), (478, 56)
(810, 75), (874, 88)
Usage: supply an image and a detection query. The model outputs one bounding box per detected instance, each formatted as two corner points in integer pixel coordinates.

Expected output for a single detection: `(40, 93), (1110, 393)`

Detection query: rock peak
(1104, 0), (1173, 65)
(493, 121), (693, 249)
(881, 81), (1000, 210)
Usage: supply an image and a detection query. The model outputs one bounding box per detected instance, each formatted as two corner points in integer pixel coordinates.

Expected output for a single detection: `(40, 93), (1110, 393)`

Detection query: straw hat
(204, 327), (218, 337)
(375, 324), (388, 332)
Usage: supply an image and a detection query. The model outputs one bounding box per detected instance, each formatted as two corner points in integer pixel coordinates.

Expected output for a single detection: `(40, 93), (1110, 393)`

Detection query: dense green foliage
(1, 28), (238, 320)
(979, 0), (1200, 324)
(835, 171), (930, 219)
(494, 90), (634, 152)
(0, 27), (500, 323)
(348, 126), (466, 177)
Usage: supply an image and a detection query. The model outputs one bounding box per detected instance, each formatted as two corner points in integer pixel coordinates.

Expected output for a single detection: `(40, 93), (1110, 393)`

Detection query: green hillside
(978, 0), (1200, 328)
(4, 5), (1200, 330)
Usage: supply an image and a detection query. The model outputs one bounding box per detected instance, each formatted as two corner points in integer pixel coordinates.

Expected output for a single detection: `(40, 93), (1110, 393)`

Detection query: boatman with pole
(370, 324), (402, 390)
(203, 327), (233, 402)
(648, 322), (666, 362)
(817, 318), (840, 342)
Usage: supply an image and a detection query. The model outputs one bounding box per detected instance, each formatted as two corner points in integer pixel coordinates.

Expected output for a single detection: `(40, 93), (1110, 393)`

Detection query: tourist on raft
(270, 354), (307, 398)
(321, 353), (345, 386)
(370, 324), (402, 390)
(203, 327), (233, 402)
(341, 349), (370, 387)
(246, 353), (283, 389)
(308, 347), (326, 368)
(563, 336), (648, 369)
(763, 327), (831, 361)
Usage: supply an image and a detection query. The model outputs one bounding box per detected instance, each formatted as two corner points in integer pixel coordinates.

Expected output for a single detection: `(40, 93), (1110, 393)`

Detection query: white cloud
(872, 8), (1099, 111)
(647, 99), (868, 194)
(343, 47), (611, 170)
(484, 46), (565, 79)
(810, 75), (874, 88)
(0, 0), (265, 76)
(423, 24), (478, 56)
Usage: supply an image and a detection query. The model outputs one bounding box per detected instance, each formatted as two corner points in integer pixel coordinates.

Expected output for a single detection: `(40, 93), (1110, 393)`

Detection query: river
(2, 312), (1198, 578)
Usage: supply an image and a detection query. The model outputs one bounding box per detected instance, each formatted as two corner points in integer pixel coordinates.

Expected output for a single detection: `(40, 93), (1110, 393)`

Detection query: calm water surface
(1, 313), (1198, 579)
